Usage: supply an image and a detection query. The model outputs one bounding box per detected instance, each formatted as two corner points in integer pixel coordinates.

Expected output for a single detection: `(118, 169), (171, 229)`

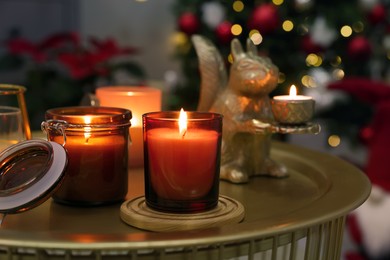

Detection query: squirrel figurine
(192, 35), (288, 183)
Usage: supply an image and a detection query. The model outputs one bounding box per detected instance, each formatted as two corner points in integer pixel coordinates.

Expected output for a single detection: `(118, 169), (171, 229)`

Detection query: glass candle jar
(41, 106), (132, 206)
(143, 110), (223, 213)
(95, 86), (162, 168)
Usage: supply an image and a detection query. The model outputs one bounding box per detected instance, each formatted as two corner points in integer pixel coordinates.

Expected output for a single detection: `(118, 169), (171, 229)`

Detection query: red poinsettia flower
(57, 36), (139, 80)
(38, 32), (80, 50)
(4, 31), (141, 80)
(89, 37), (138, 61)
(6, 37), (45, 62)
(57, 50), (99, 79)
(6, 32), (80, 63)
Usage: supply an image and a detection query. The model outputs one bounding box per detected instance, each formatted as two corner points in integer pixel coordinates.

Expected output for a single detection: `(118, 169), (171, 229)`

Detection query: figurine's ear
(246, 38), (257, 57)
(231, 38), (245, 60)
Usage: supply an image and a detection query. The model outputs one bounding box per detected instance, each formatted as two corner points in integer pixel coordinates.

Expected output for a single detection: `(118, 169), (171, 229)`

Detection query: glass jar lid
(0, 140), (67, 214)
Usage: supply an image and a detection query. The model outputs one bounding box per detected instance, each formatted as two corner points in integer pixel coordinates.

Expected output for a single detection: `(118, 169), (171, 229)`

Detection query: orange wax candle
(50, 134), (127, 204)
(42, 106), (131, 206)
(147, 128), (218, 200)
(143, 110), (223, 213)
(96, 86), (162, 168)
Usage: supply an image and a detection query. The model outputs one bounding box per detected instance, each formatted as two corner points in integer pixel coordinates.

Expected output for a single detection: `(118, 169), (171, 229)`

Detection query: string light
(332, 69), (345, 80)
(330, 56), (342, 67)
(282, 20), (294, 32)
(249, 29), (259, 37)
(301, 75), (316, 88)
(232, 1), (244, 12)
(328, 135), (341, 147)
(353, 21), (364, 33)
(250, 30), (263, 45)
(172, 32), (188, 46)
(231, 24), (243, 36)
(306, 53), (322, 67)
(171, 32), (190, 54)
(272, 0), (284, 5)
(340, 25), (353, 37)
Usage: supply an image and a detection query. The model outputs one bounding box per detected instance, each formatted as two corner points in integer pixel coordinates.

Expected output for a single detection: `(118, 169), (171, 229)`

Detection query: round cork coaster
(120, 195), (245, 232)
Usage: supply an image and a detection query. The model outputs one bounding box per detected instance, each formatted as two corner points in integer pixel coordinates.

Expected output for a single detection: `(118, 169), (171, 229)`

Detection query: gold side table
(0, 141), (371, 259)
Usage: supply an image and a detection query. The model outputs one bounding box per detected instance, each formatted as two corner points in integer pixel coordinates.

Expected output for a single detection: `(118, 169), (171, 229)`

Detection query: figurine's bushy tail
(191, 35), (227, 111)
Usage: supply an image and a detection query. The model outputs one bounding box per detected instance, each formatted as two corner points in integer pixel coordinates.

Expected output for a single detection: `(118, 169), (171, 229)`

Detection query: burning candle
(271, 85), (315, 125)
(143, 110), (223, 213)
(96, 86), (162, 168)
(42, 106), (132, 206)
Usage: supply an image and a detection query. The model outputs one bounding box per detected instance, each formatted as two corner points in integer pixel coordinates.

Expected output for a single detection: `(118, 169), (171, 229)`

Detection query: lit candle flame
(179, 108), (187, 138)
(131, 117), (139, 127)
(84, 116), (92, 142)
(289, 85), (297, 97)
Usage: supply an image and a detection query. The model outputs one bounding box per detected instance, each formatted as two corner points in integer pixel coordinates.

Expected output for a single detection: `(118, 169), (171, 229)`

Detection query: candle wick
(85, 137), (90, 143)
(182, 130), (187, 139)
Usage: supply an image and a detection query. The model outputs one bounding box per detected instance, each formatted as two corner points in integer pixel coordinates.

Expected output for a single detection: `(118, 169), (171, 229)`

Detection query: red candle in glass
(143, 110), (223, 213)
(42, 106), (131, 206)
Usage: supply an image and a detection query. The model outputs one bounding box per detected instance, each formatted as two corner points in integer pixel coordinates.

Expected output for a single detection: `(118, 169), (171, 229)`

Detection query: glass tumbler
(0, 85), (31, 151)
(143, 111), (223, 213)
(0, 106), (24, 152)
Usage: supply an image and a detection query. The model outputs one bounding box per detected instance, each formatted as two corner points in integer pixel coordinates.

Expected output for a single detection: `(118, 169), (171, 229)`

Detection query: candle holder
(271, 85), (315, 125)
(41, 106), (132, 206)
(143, 111), (223, 213)
(271, 98), (314, 125)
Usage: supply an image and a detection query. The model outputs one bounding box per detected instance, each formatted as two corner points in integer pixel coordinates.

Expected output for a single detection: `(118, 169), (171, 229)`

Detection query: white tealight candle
(273, 85), (312, 101)
(271, 85), (315, 125)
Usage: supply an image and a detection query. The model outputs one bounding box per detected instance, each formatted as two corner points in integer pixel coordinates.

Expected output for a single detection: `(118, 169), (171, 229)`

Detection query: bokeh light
(233, 1), (244, 12)
(306, 53), (322, 67)
(340, 25), (353, 37)
(282, 20), (294, 32)
(231, 24), (243, 36)
(250, 30), (263, 45)
(328, 135), (341, 147)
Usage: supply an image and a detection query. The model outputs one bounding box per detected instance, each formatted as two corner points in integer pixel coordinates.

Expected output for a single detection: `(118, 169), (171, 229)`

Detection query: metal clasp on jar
(41, 120), (69, 146)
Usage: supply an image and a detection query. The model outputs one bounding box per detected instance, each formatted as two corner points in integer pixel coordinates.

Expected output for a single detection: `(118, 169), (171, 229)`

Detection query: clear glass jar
(42, 106), (132, 206)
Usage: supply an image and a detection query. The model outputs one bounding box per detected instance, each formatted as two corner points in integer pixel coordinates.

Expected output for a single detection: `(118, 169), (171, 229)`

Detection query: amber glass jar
(42, 106), (132, 206)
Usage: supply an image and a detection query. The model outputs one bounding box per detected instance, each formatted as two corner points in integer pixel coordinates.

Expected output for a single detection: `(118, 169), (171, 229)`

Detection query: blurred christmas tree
(170, 0), (390, 147)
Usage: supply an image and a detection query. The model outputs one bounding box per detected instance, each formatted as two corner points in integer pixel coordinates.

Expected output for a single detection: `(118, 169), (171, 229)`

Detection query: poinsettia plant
(0, 31), (146, 129)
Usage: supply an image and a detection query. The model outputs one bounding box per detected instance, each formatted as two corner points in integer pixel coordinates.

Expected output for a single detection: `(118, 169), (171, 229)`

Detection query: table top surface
(0, 141), (371, 250)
